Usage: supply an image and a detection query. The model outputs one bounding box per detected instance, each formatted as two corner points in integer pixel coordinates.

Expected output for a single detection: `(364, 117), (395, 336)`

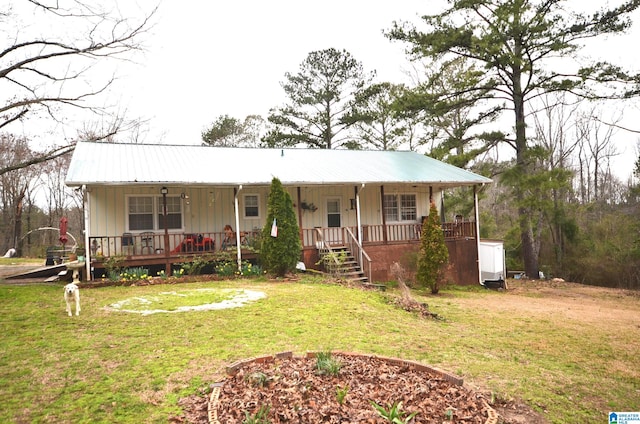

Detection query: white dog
(64, 283), (81, 316)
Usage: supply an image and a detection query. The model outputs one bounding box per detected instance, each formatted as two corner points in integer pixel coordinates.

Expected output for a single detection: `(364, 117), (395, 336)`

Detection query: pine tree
(261, 178), (302, 277)
(417, 202), (449, 294)
(387, 0), (640, 279)
(263, 48), (374, 149)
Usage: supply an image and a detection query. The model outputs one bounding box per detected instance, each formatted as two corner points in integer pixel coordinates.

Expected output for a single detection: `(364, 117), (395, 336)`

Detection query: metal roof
(65, 142), (493, 187)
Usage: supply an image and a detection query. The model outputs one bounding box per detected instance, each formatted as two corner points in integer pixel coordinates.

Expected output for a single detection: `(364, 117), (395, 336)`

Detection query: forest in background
(1, 1), (639, 289)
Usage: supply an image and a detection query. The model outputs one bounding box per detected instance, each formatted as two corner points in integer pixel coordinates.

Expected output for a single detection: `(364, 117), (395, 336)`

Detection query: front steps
(319, 245), (368, 283)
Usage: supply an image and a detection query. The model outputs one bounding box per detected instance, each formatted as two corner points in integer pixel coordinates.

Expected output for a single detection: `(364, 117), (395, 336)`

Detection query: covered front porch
(66, 143), (492, 284)
(87, 220), (477, 282)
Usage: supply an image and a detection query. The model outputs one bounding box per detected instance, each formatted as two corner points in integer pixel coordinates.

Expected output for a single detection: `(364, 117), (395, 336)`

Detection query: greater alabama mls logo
(610, 412), (640, 424)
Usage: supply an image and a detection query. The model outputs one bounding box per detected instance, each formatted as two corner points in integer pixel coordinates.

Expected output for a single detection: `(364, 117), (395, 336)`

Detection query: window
(243, 194), (260, 218)
(400, 194), (417, 221)
(157, 196), (183, 229)
(129, 197), (154, 231)
(383, 194), (398, 221)
(383, 193), (417, 222)
(327, 198), (341, 227)
(128, 196), (183, 231)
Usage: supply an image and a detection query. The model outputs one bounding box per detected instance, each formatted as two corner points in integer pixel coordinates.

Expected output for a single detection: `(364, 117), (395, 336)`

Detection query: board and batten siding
(86, 184), (443, 239)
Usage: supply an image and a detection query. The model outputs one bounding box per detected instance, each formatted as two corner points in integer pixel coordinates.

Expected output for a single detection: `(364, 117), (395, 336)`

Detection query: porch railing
(344, 227), (371, 282)
(88, 221), (475, 259)
(359, 223), (420, 243)
(301, 221), (475, 248)
(440, 221), (476, 239)
(314, 228), (341, 274)
(88, 230), (259, 259)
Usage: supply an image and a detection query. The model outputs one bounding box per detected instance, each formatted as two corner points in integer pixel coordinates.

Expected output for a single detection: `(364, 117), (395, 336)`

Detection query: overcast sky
(11, 0), (640, 177)
(117, 0), (436, 143)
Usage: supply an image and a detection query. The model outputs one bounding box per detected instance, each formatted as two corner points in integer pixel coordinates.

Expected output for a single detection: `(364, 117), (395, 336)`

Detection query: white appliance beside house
(479, 240), (506, 284)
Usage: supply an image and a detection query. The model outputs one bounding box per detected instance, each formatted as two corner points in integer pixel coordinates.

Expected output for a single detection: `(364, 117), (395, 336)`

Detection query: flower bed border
(209, 351), (498, 424)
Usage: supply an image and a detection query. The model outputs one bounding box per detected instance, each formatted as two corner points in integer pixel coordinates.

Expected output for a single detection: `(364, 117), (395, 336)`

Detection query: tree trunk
(552, 189), (564, 272)
(13, 193), (25, 256)
(512, 59), (539, 278)
(519, 208), (539, 278)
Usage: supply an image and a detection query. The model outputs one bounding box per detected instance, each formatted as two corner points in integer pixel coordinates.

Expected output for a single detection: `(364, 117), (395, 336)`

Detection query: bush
(215, 260), (262, 277)
(180, 257), (210, 275)
(416, 202), (449, 294)
(260, 177), (301, 277)
(103, 255), (125, 277)
(120, 267), (150, 282)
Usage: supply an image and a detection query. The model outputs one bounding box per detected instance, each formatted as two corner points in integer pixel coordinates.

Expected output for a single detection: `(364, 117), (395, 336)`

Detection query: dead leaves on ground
(215, 354), (490, 423)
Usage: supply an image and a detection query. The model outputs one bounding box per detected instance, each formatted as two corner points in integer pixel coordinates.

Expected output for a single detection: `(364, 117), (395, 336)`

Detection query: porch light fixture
(160, 186), (168, 195)
(350, 198), (356, 210)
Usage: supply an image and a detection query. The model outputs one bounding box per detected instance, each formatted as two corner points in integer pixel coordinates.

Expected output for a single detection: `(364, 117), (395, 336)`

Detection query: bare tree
(575, 109), (622, 203)
(531, 93), (583, 272)
(0, 134), (42, 253)
(532, 94), (582, 173)
(39, 154), (73, 225)
(0, 0), (156, 175)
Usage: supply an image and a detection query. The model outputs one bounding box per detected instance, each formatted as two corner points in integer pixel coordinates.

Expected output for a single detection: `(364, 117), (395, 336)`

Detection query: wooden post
(380, 185), (387, 243)
(161, 187), (171, 275)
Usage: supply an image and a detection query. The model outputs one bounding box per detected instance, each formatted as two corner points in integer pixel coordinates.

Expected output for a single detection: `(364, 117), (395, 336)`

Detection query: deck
(87, 221), (476, 278)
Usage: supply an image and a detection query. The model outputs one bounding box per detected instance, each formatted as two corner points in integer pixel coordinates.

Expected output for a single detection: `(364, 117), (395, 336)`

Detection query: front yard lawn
(0, 276), (638, 423)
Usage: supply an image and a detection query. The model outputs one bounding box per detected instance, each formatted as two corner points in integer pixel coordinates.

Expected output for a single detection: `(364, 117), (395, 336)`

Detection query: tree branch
(0, 143), (75, 176)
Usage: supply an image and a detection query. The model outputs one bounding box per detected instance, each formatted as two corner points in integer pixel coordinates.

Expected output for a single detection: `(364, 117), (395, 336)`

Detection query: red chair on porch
(171, 234), (215, 253)
(194, 234), (214, 251)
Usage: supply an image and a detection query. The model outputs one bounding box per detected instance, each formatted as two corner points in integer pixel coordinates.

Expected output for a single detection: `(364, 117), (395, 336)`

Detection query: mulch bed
(211, 353), (495, 423)
(170, 350), (549, 423)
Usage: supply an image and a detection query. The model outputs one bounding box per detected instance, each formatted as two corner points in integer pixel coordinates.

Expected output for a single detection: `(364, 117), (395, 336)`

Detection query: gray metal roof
(65, 142), (492, 187)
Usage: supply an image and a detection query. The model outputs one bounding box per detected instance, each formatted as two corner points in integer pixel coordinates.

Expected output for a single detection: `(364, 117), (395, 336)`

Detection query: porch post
(161, 187), (171, 276)
(297, 187), (303, 242)
(380, 185), (387, 243)
(440, 189), (445, 222)
(356, 184), (364, 265)
(234, 185), (242, 271)
(82, 185), (91, 280)
(473, 185), (482, 285)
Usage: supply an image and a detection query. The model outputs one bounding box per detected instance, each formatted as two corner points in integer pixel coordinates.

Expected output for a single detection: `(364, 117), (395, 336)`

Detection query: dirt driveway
(467, 279), (640, 329)
(446, 280), (640, 424)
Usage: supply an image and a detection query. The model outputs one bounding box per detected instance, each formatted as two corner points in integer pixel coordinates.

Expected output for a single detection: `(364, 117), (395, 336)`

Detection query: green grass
(0, 276), (638, 423)
(105, 288), (246, 313)
(0, 257), (42, 265)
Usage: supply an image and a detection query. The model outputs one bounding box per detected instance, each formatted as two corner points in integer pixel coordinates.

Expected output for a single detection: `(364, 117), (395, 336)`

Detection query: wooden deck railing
(344, 227), (371, 282)
(301, 221), (475, 248)
(88, 230), (260, 259)
(440, 221), (476, 239)
(313, 228), (341, 274)
(89, 222), (475, 260)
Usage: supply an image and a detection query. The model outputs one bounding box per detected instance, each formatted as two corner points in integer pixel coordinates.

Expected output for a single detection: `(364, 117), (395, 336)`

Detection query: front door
(326, 198), (342, 243)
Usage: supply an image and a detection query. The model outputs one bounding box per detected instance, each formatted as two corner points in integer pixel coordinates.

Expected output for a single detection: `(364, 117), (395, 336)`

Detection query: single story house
(65, 141), (492, 283)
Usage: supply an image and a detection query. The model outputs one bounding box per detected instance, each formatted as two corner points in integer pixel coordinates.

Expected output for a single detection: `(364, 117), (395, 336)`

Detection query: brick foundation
(303, 239), (479, 285)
